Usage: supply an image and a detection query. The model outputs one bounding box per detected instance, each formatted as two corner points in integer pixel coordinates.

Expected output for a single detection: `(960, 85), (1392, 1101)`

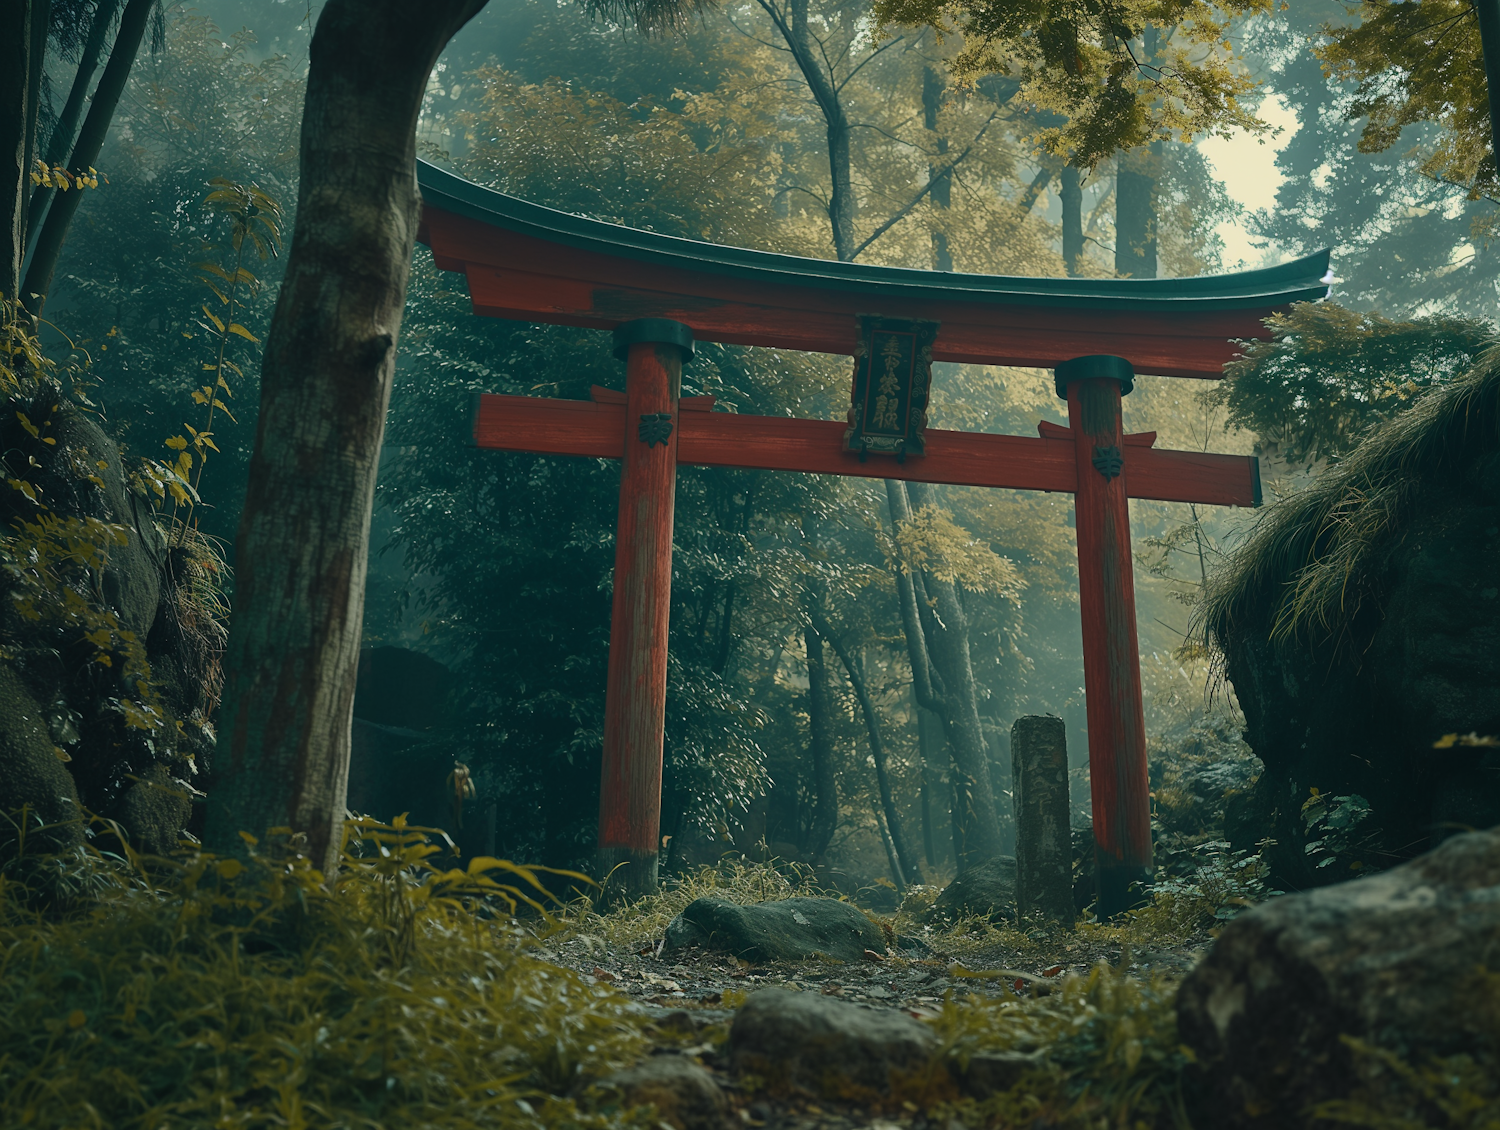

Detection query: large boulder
(664, 897), (884, 963)
(925, 856), (1017, 922)
(1204, 367), (1500, 885)
(728, 988), (938, 1098)
(1177, 827), (1500, 1128)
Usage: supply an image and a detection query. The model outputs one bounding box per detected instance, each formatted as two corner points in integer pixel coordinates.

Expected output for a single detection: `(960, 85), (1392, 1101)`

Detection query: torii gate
(416, 160), (1329, 915)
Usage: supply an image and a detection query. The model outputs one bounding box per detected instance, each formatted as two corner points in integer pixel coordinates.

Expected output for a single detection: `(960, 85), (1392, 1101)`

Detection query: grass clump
(932, 964), (1191, 1129)
(576, 857), (819, 948)
(0, 818), (654, 1129)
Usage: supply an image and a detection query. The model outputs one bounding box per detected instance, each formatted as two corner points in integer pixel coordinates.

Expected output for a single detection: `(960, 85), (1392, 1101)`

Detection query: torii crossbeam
(417, 159), (1329, 914)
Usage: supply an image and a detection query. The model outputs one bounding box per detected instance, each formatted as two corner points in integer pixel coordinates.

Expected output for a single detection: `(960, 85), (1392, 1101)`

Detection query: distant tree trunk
(888, 479), (1005, 867)
(203, 0), (488, 874)
(23, 0), (122, 258)
(22, 0), (153, 315)
(2, 0), (41, 301)
(804, 618), (839, 861)
(1060, 166), (1083, 276)
(1114, 144), (1160, 278)
(923, 65), (952, 272)
(816, 613), (922, 881)
(762, 0), (857, 261)
(916, 693), (944, 867)
(1114, 27), (1160, 280)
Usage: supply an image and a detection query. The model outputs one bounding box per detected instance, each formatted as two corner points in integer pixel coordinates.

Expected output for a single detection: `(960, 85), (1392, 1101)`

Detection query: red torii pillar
(597, 319), (694, 897)
(1058, 355), (1152, 911)
(588, 326), (1155, 911)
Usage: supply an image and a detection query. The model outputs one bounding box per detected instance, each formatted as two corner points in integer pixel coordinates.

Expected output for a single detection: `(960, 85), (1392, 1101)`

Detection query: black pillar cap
(612, 318), (695, 363)
(1054, 354), (1135, 399)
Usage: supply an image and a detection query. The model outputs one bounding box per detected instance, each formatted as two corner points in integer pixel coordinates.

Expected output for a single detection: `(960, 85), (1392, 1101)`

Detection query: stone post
(1011, 714), (1073, 920)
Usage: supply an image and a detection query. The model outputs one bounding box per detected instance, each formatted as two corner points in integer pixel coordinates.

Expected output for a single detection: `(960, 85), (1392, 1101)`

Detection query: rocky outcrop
(1177, 827), (1500, 1128)
(0, 396), (222, 857)
(728, 988), (938, 1099)
(1204, 366), (1500, 885)
(664, 898), (885, 964)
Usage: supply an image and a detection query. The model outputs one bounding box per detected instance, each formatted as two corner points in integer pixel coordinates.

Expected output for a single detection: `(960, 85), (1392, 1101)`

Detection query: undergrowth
(570, 857), (819, 947)
(932, 966), (1191, 1129)
(0, 817), (656, 1129)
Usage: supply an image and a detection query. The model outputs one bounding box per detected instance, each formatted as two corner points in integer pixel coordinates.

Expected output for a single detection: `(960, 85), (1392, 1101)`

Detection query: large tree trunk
(803, 619), (839, 861)
(203, 0), (487, 873)
(23, 0), (122, 259)
(22, 0), (153, 315)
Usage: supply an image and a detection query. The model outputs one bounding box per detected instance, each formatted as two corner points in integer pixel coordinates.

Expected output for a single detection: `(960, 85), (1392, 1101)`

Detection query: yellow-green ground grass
(5, 836), (1485, 1130)
(0, 818), (656, 1130)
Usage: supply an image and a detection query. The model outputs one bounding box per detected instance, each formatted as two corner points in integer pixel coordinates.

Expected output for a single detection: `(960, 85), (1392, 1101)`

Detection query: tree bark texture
(203, 0), (488, 874)
(804, 619), (839, 861)
(22, 0), (152, 314)
(817, 614), (922, 882)
(24, 0), (121, 258)
(2, 0), (39, 302)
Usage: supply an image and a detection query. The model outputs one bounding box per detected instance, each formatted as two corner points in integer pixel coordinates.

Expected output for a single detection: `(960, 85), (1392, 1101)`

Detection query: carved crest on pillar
(1092, 444), (1124, 480)
(842, 315), (938, 459)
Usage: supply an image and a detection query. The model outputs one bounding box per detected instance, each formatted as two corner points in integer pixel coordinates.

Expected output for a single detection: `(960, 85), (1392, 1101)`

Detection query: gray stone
(601, 1055), (726, 1130)
(1177, 828), (1500, 1129)
(729, 988), (938, 1097)
(663, 897), (885, 963)
(926, 856), (1017, 923)
(1011, 715), (1073, 920)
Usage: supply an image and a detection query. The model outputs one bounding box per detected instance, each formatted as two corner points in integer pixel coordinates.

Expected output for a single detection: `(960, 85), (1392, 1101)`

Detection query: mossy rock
(0, 660), (84, 859)
(663, 897), (884, 963)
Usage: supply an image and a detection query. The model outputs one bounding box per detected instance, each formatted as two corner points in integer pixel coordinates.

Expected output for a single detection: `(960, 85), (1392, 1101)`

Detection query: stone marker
(1011, 715), (1073, 920)
(601, 1055), (726, 1130)
(729, 988), (938, 1097)
(1176, 827), (1500, 1129)
(663, 897), (885, 964)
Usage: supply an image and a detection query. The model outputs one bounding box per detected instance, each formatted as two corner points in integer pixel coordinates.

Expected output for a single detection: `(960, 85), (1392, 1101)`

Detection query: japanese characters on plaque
(842, 315), (938, 459)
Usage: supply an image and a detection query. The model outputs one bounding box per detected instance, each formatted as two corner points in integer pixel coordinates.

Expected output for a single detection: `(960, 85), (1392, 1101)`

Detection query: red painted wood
(597, 342), (682, 891)
(1068, 379), (1153, 916)
(424, 209), (1266, 378)
(470, 393), (1260, 506)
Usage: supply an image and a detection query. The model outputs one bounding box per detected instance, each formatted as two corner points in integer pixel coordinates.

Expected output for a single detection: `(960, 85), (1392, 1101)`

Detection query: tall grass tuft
(0, 817), (655, 1129)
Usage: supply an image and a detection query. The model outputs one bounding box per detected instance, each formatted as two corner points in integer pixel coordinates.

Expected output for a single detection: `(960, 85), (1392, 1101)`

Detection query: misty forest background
(33, 0), (1500, 889)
